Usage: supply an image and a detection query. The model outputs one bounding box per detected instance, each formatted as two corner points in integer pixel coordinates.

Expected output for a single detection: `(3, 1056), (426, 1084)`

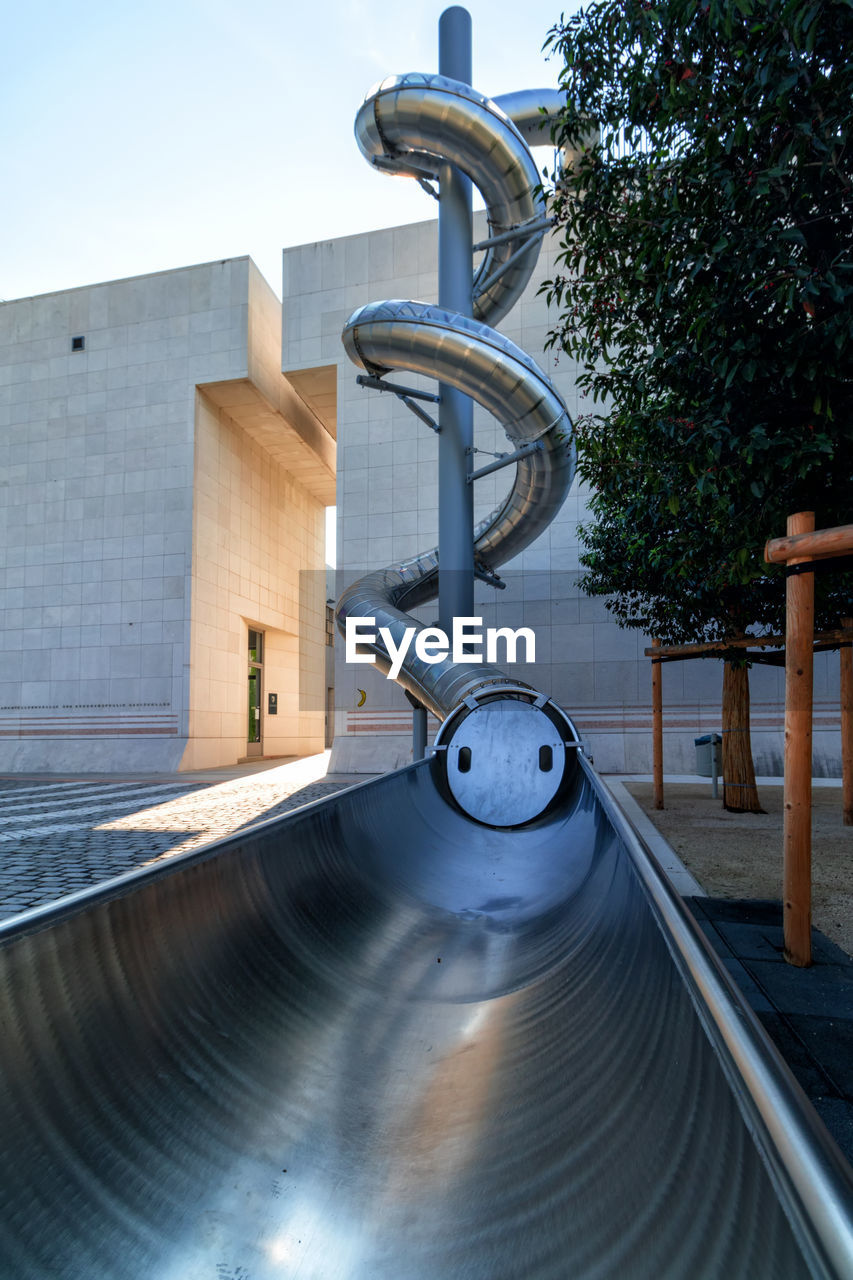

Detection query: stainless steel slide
(338, 74), (580, 828)
(3, 30), (853, 1280)
(2, 755), (852, 1277)
(338, 76), (575, 720)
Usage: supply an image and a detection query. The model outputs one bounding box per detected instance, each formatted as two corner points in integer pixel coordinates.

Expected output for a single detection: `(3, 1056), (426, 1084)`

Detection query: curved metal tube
(492, 88), (564, 143)
(339, 81), (575, 724)
(355, 74), (546, 325)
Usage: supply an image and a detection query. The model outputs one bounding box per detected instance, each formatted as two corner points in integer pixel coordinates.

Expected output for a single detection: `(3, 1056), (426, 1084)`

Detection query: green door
(247, 630), (263, 757)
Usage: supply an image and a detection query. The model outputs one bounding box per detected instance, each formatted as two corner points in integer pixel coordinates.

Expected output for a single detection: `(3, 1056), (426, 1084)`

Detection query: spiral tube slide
(337, 74), (578, 826)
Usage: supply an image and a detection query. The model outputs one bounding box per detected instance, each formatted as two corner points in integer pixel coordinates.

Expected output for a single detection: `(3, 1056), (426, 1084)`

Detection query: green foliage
(543, 0), (853, 643)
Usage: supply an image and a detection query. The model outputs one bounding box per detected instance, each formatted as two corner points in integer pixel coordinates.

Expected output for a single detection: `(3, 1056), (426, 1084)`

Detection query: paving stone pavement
(688, 896), (853, 1165)
(0, 761), (366, 920)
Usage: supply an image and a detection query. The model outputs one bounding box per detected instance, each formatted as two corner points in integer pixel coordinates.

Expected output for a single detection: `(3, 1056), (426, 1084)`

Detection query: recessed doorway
(247, 629), (264, 757)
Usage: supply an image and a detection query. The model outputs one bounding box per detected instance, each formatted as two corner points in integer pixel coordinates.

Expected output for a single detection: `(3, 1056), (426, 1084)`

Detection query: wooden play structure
(764, 514), (853, 967)
(644, 513), (852, 968)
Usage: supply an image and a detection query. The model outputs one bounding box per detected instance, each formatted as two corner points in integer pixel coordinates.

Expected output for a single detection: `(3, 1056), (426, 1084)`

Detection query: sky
(2, 0), (579, 303)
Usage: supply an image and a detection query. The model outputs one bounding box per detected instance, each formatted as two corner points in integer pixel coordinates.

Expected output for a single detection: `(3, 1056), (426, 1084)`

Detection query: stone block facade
(0, 224), (842, 778)
(0, 258), (333, 771)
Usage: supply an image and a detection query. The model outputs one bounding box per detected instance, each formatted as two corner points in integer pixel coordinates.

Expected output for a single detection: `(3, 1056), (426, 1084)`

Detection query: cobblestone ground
(0, 758), (367, 920)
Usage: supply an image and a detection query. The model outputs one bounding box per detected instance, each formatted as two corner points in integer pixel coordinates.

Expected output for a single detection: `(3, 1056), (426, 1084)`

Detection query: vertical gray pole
(413, 705), (428, 760)
(406, 690), (429, 761)
(438, 6), (474, 635)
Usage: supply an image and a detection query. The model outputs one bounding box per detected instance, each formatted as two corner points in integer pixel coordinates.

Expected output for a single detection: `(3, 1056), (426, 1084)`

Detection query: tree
(542, 0), (853, 810)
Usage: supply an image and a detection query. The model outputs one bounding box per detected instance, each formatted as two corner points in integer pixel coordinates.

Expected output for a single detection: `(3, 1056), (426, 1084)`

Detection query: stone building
(0, 257), (333, 772)
(0, 226), (843, 776)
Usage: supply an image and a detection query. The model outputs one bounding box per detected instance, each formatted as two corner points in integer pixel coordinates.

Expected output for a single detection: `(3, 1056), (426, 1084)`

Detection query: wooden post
(783, 512), (815, 967)
(652, 638), (663, 809)
(842, 617), (853, 827)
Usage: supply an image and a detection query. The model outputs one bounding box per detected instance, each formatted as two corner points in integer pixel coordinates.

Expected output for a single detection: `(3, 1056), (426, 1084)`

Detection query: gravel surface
(626, 781), (853, 958)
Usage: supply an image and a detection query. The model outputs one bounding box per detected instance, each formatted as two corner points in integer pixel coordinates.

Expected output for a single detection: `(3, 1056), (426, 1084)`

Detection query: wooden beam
(765, 523), (853, 565)
(843, 618), (853, 827)
(645, 635), (785, 658)
(643, 628), (851, 660)
(783, 512), (815, 968)
(652, 638), (663, 810)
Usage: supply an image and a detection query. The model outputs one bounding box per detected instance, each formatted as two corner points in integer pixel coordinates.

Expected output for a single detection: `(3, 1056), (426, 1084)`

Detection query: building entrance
(247, 630), (264, 757)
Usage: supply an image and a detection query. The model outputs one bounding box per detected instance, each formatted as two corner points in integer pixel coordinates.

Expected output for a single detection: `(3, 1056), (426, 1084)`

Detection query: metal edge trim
(580, 753), (853, 1279)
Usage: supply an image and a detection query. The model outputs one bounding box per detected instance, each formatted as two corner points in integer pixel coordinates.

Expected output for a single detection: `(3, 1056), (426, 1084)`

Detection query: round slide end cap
(443, 698), (567, 827)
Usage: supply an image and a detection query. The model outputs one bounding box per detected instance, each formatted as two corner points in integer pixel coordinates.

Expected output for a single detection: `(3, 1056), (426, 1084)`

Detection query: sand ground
(625, 781), (853, 958)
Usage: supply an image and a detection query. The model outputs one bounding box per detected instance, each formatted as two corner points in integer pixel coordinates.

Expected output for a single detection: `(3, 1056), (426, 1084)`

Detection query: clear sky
(2, 0), (578, 303)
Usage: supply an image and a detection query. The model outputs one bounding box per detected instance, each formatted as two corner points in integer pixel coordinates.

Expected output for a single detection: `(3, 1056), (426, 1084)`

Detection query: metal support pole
(466, 440), (544, 484)
(438, 6), (474, 635)
(406, 690), (429, 761)
(413, 706), (428, 761)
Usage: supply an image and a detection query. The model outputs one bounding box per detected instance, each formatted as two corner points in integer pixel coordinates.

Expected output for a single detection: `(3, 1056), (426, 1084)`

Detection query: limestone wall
(283, 218), (843, 776)
(183, 391), (325, 769)
(0, 257), (331, 772)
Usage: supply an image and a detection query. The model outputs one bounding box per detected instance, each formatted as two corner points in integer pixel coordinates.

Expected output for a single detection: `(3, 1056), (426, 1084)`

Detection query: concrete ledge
(603, 777), (706, 897)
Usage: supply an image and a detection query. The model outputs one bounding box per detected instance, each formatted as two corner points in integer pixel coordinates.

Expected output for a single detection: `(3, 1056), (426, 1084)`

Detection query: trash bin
(695, 733), (722, 778)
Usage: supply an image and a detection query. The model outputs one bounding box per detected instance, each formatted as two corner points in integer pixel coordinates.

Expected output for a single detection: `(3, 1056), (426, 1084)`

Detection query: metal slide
(338, 73), (579, 827)
(3, 38), (853, 1280)
(2, 757), (853, 1277)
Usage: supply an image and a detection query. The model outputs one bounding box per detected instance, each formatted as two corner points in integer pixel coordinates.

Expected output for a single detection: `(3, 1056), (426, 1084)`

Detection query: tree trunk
(721, 661), (764, 813)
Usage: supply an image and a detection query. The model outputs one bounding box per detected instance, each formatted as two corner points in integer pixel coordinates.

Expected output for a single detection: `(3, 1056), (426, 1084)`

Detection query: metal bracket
(473, 220), (553, 296)
(476, 237), (541, 296)
(472, 215), (554, 253)
(474, 562), (506, 590)
(467, 439), (544, 483)
(372, 155), (439, 186)
(400, 397), (440, 432)
(356, 374), (441, 433)
(356, 375), (440, 404)
(785, 554), (853, 577)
